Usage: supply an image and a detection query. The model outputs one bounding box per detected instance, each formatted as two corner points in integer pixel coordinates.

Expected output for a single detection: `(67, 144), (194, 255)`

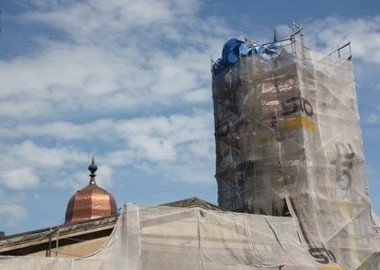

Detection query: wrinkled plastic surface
(0, 204), (346, 269)
(212, 40), (380, 269)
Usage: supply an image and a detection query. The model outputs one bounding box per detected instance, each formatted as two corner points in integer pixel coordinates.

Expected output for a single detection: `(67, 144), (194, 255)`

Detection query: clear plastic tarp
(212, 39), (380, 269)
(0, 204), (345, 269)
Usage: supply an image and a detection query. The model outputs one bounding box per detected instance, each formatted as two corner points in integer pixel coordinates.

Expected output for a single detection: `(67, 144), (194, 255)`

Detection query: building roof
(0, 197), (217, 256)
(0, 215), (118, 256)
(160, 197), (223, 211)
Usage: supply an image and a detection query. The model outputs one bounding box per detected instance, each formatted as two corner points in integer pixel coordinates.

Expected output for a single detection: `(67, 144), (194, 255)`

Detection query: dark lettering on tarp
(282, 93), (313, 117)
(332, 142), (355, 190)
(308, 247), (337, 264)
(320, 102), (337, 111)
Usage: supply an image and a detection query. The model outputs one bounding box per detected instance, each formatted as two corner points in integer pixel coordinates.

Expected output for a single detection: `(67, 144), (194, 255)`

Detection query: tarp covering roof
(0, 204), (345, 269)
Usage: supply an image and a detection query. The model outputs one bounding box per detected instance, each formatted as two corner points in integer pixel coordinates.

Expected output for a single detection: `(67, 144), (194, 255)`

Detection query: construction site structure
(211, 26), (380, 269)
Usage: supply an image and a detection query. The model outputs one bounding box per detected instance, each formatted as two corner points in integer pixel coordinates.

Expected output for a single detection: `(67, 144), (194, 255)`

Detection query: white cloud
(367, 111), (380, 124)
(54, 170), (89, 191)
(22, 0), (194, 42)
(304, 16), (380, 64)
(113, 111), (214, 163)
(96, 164), (113, 188)
(0, 203), (28, 226)
(1, 167), (40, 189)
(2, 140), (86, 169)
(0, 109), (214, 188)
(103, 149), (135, 166)
(0, 0), (218, 122)
(54, 163), (113, 191)
(0, 0), (224, 234)
(16, 121), (88, 140)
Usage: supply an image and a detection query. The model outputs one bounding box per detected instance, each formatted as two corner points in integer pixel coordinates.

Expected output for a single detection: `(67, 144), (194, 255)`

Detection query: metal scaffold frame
(211, 25), (379, 268)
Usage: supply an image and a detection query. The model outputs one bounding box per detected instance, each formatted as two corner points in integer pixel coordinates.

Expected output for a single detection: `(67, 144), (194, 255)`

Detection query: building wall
(30, 236), (109, 257)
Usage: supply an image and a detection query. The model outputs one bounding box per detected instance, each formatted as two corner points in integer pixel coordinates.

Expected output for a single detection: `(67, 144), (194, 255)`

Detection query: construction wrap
(212, 39), (380, 268)
(0, 204), (346, 269)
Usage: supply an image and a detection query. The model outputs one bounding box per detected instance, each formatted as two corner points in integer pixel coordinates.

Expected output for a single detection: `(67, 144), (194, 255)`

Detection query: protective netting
(212, 40), (380, 269)
(0, 204), (345, 269)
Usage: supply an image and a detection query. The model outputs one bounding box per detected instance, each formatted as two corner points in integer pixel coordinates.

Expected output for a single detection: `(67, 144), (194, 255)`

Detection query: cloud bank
(1, 0), (380, 233)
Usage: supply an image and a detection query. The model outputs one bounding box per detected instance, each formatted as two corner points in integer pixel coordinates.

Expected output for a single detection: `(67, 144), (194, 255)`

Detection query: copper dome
(65, 158), (117, 224)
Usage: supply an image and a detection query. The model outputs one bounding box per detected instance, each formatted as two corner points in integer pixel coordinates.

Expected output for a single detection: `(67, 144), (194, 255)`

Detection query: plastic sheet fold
(212, 40), (380, 269)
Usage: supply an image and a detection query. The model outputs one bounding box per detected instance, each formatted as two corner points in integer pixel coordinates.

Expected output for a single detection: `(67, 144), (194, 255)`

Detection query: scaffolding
(212, 32), (305, 214)
(212, 28), (380, 268)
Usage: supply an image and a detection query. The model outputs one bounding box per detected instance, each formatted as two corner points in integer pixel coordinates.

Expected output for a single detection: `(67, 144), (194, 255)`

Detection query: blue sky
(0, 0), (380, 235)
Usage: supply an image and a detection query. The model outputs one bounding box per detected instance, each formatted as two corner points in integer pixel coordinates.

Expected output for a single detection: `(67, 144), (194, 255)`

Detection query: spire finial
(88, 156), (98, 184)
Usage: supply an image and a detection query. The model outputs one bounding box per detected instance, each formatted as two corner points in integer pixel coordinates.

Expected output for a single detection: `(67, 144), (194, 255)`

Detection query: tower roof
(64, 158), (117, 224)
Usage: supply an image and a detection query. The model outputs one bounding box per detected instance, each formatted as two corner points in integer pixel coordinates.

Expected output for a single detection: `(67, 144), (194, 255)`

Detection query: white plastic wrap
(0, 204), (343, 269)
(212, 41), (380, 269)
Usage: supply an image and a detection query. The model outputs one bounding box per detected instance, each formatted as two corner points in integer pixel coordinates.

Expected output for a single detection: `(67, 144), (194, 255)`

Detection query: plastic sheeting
(212, 40), (380, 269)
(212, 39), (282, 75)
(0, 204), (346, 269)
(213, 39), (254, 75)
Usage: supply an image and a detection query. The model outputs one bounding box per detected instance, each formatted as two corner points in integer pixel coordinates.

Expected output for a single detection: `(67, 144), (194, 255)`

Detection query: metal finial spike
(274, 29), (277, 42)
(88, 156), (98, 183)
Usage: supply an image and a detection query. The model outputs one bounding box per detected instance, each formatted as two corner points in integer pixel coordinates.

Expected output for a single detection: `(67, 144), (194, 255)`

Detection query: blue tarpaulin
(212, 38), (283, 75)
(213, 38), (253, 75)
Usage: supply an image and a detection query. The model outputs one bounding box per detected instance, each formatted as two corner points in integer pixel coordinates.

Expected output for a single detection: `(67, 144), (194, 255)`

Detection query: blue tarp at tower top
(212, 38), (252, 74)
(222, 39), (248, 66)
(212, 38), (283, 75)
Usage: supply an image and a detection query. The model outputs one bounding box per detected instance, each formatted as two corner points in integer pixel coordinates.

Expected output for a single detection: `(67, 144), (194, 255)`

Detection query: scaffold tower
(212, 26), (380, 268)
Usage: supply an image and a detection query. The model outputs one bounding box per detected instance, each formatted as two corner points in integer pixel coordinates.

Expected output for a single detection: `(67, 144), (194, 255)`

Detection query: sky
(0, 0), (380, 235)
